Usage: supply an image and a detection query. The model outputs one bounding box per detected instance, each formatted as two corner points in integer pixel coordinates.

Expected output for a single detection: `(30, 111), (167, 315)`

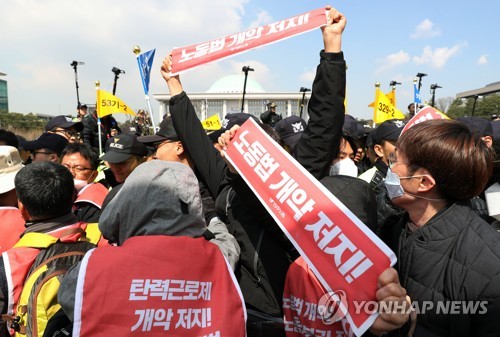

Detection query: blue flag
(413, 82), (422, 104)
(137, 49), (156, 95)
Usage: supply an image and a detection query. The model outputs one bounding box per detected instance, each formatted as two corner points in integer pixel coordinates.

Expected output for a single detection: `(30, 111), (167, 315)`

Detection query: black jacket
(169, 91), (287, 317)
(260, 110), (282, 127)
(386, 203), (500, 336)
(168, 49), (346, 319)
(82, 114), (120, 150)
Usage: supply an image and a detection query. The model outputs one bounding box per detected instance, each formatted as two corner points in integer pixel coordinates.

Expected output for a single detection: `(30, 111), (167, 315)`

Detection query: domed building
(154, 74), (311, 123)
(206, 74), (265, 94)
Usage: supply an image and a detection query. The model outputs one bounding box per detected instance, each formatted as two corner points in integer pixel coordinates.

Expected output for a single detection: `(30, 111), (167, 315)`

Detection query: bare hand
(160, 53), (183, 96)
(321, 6), (347, 53)
(369, 268), (410, 336)
(218, 125), (240, 174)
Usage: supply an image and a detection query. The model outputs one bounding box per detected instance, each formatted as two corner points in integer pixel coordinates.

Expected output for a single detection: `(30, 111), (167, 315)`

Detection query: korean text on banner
(171, 7), (328, 75)
(400, 106), (449, 135)
(96, 89), (136, 118)
(224, 118), (397, 336)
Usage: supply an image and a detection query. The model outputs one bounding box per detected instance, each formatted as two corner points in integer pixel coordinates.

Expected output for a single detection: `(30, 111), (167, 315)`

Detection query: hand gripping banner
(224, 119), (397, 336)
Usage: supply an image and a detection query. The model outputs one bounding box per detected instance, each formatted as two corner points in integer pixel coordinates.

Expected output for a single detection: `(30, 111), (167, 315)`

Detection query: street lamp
(430, 83), (442, 107)
(111, 67), (125, 95)
(241, 66), (254, 113)
(299, 87), (311, 118)
(389, 80), (401, 88)
(70, 60), (84, 108)
(416, 73), (427, 91)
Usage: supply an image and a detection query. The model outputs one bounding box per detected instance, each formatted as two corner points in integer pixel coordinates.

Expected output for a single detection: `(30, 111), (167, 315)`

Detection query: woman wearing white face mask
(60, 143), (109, 223)
(329, 136), (359, 177)
(381, 119), (500, 336)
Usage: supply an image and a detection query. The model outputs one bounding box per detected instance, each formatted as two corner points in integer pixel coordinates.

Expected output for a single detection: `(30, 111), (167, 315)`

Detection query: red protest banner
(401, 106), (450, 135)
(171, 7), (328, 75)
(224, 119), (397, 336)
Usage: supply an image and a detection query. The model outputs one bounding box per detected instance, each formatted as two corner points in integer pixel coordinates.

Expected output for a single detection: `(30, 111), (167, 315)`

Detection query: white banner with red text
(171, 7), (328, 75)
(225, 118), (397, 336)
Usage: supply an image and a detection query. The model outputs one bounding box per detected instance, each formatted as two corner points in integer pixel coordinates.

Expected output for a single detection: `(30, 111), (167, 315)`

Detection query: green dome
(207, 74), (265, 93)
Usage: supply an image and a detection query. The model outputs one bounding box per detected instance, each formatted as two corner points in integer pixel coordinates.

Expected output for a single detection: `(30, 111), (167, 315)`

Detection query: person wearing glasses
(22, 133), (68, 163)
(61, 143), (109, 223)
(383, 119), (500, 336)
(45, 115), (83, 143)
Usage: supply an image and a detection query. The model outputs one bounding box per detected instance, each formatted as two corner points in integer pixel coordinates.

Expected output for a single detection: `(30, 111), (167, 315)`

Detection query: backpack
(4, 230), (97, 337)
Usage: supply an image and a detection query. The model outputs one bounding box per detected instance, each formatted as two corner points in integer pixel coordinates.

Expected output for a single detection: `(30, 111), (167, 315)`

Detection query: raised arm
(294, 6), (347, 180)
(160, 56), (228, 198)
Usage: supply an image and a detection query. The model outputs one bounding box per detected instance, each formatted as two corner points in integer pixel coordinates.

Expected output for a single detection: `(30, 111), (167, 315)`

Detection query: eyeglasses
(31, 151), (55, 157)
(53, 128), (79, 138)
(388, 152), (407, 169)
(62, 164), (93, 173)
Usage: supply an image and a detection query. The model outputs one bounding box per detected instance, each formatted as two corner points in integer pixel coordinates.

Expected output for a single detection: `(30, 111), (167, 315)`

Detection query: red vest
(75, 183), (109, 209)
(2, 222), (89, 321)
(283, 257), (354, 337)
(73, 235), (246, 337)
(0, 207), (25, 252)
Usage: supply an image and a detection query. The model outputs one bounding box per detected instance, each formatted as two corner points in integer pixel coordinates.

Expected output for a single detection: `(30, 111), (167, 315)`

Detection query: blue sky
(1, 0), (498, 121)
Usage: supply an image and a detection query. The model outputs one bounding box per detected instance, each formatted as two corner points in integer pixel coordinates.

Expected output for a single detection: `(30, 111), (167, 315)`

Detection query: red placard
(401, 106), (449, 135)
(225, 119), (397, 336)
(171, 7), (328, 75)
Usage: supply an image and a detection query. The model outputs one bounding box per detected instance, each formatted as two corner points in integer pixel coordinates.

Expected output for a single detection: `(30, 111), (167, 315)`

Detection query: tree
(0, 112), (45, 129)
(436, 97), (454, 113)
(446, 94), (500, 119)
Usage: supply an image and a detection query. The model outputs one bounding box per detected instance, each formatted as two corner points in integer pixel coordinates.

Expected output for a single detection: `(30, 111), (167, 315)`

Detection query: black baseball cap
(100, 133), (148, 163)
(137, 117), (178, 144)
(457, 116), (493, 137)
(343, 115), (359, 139)
(207, 128), (227, 143)
(22, 133), (69, 156)
(222, 113), (260, 130)
(372, 119), (406, 145)
(275, 115), (307, 151)
(45, 115), (83, 132)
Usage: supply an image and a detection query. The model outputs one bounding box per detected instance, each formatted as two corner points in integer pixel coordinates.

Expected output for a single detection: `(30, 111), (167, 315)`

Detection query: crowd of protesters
(1, 6), (500, 337)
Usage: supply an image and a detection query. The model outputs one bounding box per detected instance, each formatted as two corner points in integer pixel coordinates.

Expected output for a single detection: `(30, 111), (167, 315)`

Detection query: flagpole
(133, 46), (157, 132)
(413, 79), (419, 115)
(145, 95), (157, 131)
(95, 81), (103, 156)
(373, 82), (380, 128)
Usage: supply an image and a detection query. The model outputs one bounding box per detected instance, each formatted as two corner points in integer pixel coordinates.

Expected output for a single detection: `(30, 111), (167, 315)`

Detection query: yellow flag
(344, 87), (348, 114)
(386, 90), (396, 107)
(96, 89), (136, 118)
(201, 114), (222, 131)
(373, 88), (405, 124)
(368, 89), (396, 108)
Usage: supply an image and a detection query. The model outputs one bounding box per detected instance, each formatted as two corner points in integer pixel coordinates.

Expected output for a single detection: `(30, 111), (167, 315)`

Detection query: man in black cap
(137, 116), (183, 162)
(46, 115), (83, 143)
(22, 133), (69, 163)
(359, 119), (406, 186)
(99, 133), (147, 185)
(99, 133), (148, 208)
(76, 104), (88, 122)
(457, 116), (494, 149)
(274, 115), (307, 153)
(223, 112), (260, 130)
(260, 102), (282, 127)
